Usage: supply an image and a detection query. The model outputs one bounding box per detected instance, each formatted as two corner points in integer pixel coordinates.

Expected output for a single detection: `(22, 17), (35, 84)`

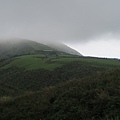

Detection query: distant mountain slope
(0, 39), (53, 59)
(44, 42), (82, 56)
(0, 39), (82, 59)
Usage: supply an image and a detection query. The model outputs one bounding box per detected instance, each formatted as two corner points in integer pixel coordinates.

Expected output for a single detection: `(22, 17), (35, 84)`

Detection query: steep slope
(45, 41), (82, 56)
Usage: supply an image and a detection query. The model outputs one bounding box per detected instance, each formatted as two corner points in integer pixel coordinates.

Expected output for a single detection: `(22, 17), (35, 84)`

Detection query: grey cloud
(0, 0), (120, 43)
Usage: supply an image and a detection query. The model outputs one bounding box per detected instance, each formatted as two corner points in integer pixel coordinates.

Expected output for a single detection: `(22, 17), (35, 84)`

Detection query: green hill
(0, 39), (53, 59)
(1, 54), (120, 70)
(1, 54), (62, 70)
(0, 39), (82, 60)
(0, 38), (120, 120)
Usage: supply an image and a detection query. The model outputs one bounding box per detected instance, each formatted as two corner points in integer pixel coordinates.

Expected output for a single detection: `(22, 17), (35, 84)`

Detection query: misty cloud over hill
(44, 42), (82, 56)
(0, 39), (82, 59)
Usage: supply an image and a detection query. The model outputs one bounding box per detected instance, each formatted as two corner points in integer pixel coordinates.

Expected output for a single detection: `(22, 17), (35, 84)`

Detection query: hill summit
(0, 38), (82, 59)
(44, 41), (82, 56)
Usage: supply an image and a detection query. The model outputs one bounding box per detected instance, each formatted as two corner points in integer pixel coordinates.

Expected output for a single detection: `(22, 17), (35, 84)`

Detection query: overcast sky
(0, 0), (120, 58)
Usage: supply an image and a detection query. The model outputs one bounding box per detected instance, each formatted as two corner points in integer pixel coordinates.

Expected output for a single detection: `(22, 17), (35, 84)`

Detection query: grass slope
(52, 56), (120, 67)
(1, 54), (120, 70)
(2, 54), (61, 70)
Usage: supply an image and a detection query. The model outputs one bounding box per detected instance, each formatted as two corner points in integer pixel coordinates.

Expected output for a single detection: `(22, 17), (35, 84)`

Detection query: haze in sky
(0, 0), (120, 58)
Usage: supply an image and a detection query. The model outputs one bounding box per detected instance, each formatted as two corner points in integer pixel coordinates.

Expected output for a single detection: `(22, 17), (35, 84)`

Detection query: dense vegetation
(0, 61), (105, 92)
(0, 42), (120, 120)
(0, 68), (120, 120)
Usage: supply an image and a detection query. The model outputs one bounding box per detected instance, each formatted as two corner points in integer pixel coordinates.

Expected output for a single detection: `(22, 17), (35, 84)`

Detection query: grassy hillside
(52, 56), (120, 67)
(0, 39), (120, 119)
(1, 54), (120, 70)
(1, 54), (62, 70)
